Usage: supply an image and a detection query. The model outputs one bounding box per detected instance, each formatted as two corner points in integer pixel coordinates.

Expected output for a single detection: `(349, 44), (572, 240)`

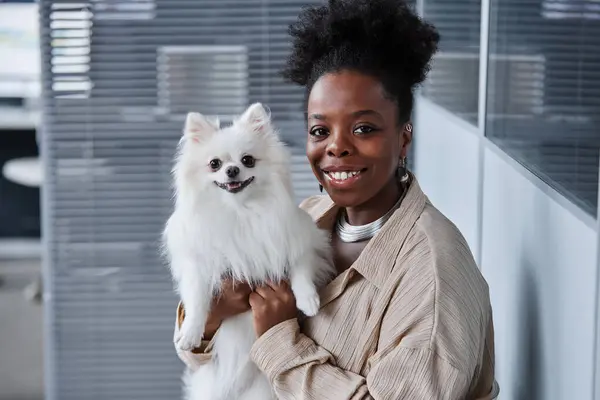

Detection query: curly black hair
(283, 0), (440, 123)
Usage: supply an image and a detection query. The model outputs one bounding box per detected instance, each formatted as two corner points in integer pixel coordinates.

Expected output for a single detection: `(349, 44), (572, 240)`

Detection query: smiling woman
(306, 71), (412, 213)
(175, 1), (499, 399)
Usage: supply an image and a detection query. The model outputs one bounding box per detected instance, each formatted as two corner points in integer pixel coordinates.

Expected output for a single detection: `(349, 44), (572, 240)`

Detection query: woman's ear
(399, 122), (413, 158)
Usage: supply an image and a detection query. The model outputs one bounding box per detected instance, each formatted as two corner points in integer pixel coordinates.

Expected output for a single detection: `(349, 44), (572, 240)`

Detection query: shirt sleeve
(173, 302), (214, 372)
(249, 319), (475, 400)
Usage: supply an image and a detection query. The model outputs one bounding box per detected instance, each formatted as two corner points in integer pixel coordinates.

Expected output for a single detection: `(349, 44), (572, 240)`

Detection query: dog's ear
(237, 103), (273, 136)
(184, 112), (220, 142)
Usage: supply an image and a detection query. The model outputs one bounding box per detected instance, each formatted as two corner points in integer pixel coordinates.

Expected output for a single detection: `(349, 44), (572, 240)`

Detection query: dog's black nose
(225, 166), (240, 178)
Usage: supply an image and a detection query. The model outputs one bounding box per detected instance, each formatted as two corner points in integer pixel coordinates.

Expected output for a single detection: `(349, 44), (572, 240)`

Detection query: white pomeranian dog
(163, 103), (333, 400)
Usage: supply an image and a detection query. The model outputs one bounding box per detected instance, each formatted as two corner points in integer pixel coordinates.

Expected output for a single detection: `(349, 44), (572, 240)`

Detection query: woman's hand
(204, 278), (252, 339)
(249, 280), (298, 337)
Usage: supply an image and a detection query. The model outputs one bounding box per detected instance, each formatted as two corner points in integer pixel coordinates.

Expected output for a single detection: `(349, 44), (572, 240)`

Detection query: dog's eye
(209, 159), (222, 171)
(241, 155), (255, 168)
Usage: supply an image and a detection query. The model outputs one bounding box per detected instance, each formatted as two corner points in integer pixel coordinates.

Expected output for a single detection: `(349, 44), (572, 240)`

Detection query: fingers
(221, 277), (252, 294)
(254, 285), (276, 299)
(249, 280), (299, 337)
(220, 277), (236, 290)
(221, 277), (290, 304)
(250, 282), (290, 309)
(260, 281), (295, 308)
(249, 291), (265, 309)
(221, 276), (291, 293)
(266, 279), (290, 292)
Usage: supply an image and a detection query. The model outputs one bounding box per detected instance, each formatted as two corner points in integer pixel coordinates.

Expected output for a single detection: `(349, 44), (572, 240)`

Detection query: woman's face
(306, 70), (412, 208)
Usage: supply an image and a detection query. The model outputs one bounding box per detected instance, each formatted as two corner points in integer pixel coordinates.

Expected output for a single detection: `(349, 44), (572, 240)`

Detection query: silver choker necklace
(335, 192), (405, 243)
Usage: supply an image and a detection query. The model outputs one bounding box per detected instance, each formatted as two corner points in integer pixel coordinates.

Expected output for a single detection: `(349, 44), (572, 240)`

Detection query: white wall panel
(481, 146), (597, 400)
(414, 98), (481, 262)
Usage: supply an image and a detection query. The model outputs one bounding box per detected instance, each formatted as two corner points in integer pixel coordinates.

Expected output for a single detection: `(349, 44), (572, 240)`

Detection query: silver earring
(398, 157), (409, 183)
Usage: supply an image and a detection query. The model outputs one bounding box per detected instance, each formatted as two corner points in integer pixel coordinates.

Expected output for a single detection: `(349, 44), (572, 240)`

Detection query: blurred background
(0, 0), (599, 399)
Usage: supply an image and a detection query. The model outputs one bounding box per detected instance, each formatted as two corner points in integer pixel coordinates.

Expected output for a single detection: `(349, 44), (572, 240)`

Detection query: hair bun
(283, 0), (439, 89)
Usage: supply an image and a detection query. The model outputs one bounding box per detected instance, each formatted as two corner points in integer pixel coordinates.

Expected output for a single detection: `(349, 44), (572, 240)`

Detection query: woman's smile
(321, 165), (368, 189)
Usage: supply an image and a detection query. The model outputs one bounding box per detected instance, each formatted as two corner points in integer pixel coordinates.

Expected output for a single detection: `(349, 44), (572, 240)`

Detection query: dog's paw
(175, 319), (205, 351)
(295, 292), (320, 317)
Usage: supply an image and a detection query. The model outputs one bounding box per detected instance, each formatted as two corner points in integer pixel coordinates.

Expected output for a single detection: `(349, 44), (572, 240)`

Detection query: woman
(175, 0), (498, 398)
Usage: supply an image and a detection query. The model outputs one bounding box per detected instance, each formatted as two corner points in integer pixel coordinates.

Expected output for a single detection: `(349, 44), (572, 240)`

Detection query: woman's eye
(241, 155), (256, 168)
(309, 127), (328, 137)
(353, 125), (376, 135)
(209, 159), (222, 171)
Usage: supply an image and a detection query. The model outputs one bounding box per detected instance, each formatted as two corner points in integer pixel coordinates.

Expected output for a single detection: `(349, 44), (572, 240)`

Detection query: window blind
(39, 1), (324, 399)
(486, 0), (600, 215)
(421, 0), (482, 125)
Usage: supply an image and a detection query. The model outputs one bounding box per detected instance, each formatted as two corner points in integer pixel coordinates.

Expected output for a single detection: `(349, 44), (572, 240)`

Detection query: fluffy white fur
(163, 103), (333, 400)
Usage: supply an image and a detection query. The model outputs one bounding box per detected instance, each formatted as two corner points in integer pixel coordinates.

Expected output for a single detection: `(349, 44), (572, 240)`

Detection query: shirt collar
(313, 176), (427, 289)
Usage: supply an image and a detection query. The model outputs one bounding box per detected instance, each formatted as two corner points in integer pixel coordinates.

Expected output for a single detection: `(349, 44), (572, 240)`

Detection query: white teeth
(326, 171), (361, 181)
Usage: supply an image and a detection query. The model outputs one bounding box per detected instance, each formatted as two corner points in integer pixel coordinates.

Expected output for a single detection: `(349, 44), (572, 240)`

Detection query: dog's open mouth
(214, 177), (255, 193)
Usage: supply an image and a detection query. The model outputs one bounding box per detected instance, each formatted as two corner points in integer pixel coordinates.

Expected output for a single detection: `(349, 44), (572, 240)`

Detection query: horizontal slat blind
(486, 0), (600, 215)
(40, 1), (325, 399)
(421, 0), (482, 125)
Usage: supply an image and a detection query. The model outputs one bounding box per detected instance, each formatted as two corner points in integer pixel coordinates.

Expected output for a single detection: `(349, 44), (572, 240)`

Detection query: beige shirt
(174, 178), (499, 400)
